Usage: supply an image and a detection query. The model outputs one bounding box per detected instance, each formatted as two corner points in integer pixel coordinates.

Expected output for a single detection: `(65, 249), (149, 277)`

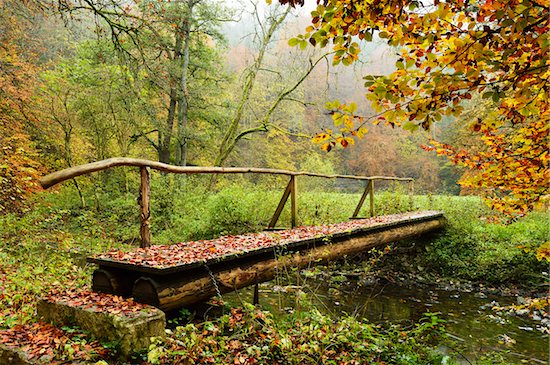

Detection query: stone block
(37, 291), (166, 358)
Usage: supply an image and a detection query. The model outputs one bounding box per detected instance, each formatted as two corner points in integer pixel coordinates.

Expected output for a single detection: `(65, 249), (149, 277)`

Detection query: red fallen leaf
(0, 322), (111, 362)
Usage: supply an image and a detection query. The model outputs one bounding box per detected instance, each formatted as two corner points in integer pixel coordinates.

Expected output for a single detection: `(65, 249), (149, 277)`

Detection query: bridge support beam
(352, 180), (374, 219)
(132, 217), (445, 311)
(268, 176), (297, 229)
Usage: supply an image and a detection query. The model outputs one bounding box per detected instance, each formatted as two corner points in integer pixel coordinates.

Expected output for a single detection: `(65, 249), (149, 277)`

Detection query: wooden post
(253, 282), (260, 305)
(290, 175), (297, 228)
(408, 180), (414, 211)
(369, 180), (374, 217)
(268, 177), (293, 229)
(351, 181), (371, 219)
(139, 166), (151, 248)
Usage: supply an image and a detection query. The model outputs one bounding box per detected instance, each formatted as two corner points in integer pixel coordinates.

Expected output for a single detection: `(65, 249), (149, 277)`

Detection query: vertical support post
(268, 175), (294, 229)
(408, 180), (414, 211)
(290, 175), (297, 228)
(369, 179), (375, 217)
(139, 166), (151, 248)
(253, 282), (259, 305)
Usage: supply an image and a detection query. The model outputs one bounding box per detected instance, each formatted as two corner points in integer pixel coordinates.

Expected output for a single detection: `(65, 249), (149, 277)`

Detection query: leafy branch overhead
(284, 0), (549, 217)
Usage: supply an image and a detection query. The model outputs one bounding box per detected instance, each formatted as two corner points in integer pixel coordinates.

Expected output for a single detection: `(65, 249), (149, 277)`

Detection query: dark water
(223, 276), (549, 364)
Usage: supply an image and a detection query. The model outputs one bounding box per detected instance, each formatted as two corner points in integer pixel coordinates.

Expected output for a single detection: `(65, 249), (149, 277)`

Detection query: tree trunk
(214, 7), (290, 167)
(175, 1), (197, 166)
(158, 84), (179, 164)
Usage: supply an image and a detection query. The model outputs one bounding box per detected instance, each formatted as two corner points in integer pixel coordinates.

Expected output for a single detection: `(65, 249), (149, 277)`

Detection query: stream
(222, 273), (549, 364)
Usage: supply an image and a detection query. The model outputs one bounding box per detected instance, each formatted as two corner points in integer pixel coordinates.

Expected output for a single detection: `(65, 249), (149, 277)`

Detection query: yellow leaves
(355, 126), (368, 139)
(294, 0), (549, 217)
(519, 242), (550, 262)
(312, 131), (332, 144)
(343, 115), (354, 129)
(452, 38), (465, 49)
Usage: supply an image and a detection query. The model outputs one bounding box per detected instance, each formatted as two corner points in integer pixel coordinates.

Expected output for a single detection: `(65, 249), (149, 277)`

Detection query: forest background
(1, 0), (466, 216)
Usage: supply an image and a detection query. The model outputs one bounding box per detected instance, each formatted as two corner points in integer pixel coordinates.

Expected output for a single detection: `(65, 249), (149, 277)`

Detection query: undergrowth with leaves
(146, 304), (448, 365)
(0, 179), (547, 363)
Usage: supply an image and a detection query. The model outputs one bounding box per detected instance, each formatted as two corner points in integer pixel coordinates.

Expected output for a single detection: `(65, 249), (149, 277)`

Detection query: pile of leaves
(43, 289), (157, 317)
(147, 304), (447, 365)
(0, 322), (110, 364)
(95, 211), (440, 268)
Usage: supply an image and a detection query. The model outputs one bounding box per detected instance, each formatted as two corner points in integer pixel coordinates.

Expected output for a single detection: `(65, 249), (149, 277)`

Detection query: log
(92, 268), (141, 297)
(39, 157), (413, 189)
(132, 217), (444, 311)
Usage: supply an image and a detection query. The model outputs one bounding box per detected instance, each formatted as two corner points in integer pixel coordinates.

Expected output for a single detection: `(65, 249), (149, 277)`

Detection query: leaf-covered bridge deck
(88, 211), (444, 275)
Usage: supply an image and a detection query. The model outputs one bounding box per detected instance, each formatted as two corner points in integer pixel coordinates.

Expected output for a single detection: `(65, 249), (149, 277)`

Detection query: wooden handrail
(39, 157), (413, 189)
(39, 158), (415, 248)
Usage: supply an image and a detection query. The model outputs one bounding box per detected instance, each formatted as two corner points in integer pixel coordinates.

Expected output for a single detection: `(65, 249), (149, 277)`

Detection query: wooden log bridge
(38, 158), (440, 311)
(88, 211), (445, 311)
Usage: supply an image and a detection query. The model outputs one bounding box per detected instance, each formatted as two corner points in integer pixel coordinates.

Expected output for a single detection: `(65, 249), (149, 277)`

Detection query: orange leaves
(426, 115), (550, 217)
(320, 142), (333, 152)
(0, 322), (110, 363)
(0, 1), (45, 214)
(336, 136), (354, 148)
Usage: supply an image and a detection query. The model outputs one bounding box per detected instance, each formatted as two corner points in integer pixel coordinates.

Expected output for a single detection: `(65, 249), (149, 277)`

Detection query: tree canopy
(281, 0), (549, 217)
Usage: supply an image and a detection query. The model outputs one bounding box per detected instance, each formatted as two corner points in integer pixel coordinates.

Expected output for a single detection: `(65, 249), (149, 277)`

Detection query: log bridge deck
(89, 211), (445, 311)
(38, 158), (445, 312)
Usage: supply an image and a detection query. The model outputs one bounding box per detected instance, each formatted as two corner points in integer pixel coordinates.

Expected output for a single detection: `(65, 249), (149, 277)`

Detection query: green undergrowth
(411, 195), (548, 286)
(146, 303), (451, 365)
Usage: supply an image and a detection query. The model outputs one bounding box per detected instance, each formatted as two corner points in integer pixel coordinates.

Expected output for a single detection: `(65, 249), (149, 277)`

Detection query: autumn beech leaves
(284, 0), (549, 217)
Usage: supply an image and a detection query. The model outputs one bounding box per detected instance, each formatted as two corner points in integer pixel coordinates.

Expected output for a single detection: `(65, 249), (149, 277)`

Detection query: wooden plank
(139, 167), (151, 248)
(39, 157), (414, 189)
(268, 178), (293, 229)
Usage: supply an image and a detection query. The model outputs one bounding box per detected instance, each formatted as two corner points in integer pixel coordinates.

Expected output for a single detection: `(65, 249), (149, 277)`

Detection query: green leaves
(403, 121), (419, 132)
(288, 36), (308, 50)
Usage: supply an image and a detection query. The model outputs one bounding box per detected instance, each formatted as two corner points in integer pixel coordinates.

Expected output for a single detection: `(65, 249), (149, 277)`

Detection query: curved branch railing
(39, 158), (414, 248)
